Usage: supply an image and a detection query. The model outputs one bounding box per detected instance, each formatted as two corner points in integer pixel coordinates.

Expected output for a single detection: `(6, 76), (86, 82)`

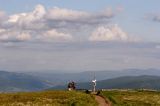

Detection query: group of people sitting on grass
(68, 81), (76, 91)
(67, 81), (101, 95)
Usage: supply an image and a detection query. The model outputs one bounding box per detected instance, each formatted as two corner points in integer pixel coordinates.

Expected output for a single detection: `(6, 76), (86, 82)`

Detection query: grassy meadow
(1, 89), (160, 106)
(101, 90), (160, 106)
(0, 90), (97, 106)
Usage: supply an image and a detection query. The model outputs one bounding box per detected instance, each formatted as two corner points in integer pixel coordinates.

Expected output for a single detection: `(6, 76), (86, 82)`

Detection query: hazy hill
(51, 75), (160, 90)
(28, 69), (160, 86)
(1, 69), (160, 92)
(0, 71), (52, 92)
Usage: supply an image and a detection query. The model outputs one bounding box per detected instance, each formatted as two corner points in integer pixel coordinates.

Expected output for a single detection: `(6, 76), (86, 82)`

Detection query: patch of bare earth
(95, 95), (111, 106)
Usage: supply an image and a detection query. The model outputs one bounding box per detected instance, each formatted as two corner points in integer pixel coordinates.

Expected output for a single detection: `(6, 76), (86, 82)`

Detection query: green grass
(0, 90), (98, 106)
(101, 90), (160, 106)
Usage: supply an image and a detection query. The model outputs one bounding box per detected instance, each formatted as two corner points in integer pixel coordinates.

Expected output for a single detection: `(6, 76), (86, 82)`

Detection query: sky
(0, 0), (160, 72)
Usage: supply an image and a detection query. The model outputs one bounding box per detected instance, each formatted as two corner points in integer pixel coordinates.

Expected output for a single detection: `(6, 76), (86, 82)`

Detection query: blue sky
(0, 0), (160, 72)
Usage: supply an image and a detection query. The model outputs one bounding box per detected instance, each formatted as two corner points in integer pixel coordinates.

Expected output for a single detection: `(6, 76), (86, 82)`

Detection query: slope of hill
(51, 75), (160, 90)
(96, 75), (160, 90)
(0, 71), (52, 92)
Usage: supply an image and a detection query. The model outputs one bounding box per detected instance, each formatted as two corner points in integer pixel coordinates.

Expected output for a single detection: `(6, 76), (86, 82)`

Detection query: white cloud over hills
(0, 4), (136, 43)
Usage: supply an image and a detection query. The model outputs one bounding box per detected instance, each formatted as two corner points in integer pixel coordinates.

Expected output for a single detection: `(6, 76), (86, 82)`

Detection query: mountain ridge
(26, 68), (160, 86)
(51, 75), (160, 90)
(0, 70), (53, 92)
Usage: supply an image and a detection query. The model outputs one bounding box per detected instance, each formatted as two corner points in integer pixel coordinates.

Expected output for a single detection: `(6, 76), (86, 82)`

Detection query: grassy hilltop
(0, 90), (97, 106)
(1, 90), (160, 106)
(101, 90), (160, 106)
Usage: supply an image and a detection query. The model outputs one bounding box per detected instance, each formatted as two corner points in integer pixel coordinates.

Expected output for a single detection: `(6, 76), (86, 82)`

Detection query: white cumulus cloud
(0, 29), (31, 42)
(7, 4), (46, 30)
(45, 6), (114, 26)
(46, 7), (89, 21)
(8, 4), (45, 23)
(0, 4), (117, 43)
(89, 24), (129, 42)
(0, 4), (74, 42)
(39, 29), (73, 42)
(8, 13), (26, 23)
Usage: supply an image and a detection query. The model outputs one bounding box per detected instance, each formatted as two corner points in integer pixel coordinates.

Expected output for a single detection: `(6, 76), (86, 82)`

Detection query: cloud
(46, 7), (89, 21)
(0, 4), (116, 43)
(0, 28), (73, 42)
(0, 11), (7, 21)
(39, 29), (73, 42)
(46, 7), (113, 21)
(8, 4), (45, 23)
(0, 11), (6, 19)
(16, 33), (31, 41)
(0, 4), (75, 42)
(45, 7), (114, 28)
(0, 29), (31, 42)
(7, 4), (46, 30)
(8, 13), (26, 23)
(89, 24), (129, 42)
(0, 11), (7, 27)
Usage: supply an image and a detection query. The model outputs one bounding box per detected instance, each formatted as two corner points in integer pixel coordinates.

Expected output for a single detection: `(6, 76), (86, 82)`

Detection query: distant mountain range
(1, 69), (160, 92)
(51, 75), (160, 90)
(27, 68), (160, 86)
(0, 71), (53, 92)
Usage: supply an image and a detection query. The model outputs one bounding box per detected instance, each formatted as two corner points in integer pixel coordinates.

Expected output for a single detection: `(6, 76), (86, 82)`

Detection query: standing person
(72, 81), (76, 90)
